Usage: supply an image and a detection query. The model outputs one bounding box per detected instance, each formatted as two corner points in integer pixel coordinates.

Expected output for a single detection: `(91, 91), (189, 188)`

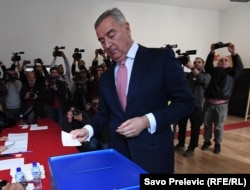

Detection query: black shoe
(174, 143), (184, 151)
(183, 149), (194, 157)
(213, 144), (221, 154)
(201, 141), (211, 150)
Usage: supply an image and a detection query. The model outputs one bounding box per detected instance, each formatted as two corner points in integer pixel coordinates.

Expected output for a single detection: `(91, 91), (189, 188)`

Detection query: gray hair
(94, 8), (127, 29)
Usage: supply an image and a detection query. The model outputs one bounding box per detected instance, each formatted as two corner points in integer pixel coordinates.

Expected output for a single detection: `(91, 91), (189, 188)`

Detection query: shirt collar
(126, 42), (139, 60)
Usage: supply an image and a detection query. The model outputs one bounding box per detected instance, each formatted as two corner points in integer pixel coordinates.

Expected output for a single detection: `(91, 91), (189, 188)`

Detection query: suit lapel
(126, 46), (148, 110)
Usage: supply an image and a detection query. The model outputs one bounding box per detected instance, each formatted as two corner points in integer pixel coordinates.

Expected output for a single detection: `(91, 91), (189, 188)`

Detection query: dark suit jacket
(89, 45), (195, 173)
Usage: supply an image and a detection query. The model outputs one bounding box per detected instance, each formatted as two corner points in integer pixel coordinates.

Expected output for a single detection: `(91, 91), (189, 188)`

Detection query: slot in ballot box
(48, 149), (147, 190)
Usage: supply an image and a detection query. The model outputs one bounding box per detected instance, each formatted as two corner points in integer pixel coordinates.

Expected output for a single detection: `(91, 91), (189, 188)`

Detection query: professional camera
(176, 49), (197, 65)
(164, 44), (178, 49)
(214, 42), (230, 49)
(73, 108), (81, 116)
(11, 52), (25, 62)
(29, 89), (35, 98)
(72, 48), (85, 60)
(53, 46), (65, 57)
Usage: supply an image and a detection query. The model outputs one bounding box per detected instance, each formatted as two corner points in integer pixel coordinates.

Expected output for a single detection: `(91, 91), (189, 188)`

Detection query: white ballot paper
(0, 158), (24, 171)
(30, 124), (48, 131)
(2, 133), (28, 154)
(61, 131), (81, 146)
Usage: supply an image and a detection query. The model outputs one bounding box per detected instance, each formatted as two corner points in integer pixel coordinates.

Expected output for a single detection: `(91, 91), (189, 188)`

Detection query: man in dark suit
(71, 7), (195, 173)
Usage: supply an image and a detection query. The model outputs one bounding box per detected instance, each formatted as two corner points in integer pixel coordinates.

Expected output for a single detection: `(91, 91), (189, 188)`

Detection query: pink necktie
(116, 59), (127, 111)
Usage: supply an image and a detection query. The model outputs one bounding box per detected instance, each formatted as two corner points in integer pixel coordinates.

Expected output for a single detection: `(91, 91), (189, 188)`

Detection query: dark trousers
(177, 106), (203, 150)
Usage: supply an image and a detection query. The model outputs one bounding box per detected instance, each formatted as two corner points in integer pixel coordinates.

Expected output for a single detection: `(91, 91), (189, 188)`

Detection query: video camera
(53, 46), (65, 57)
(29, 89), (37, 99)
(164, 44), (178, 49)
(214, 42), (230, 49)
(176, 49), (197, 65)
(11, 52), (25, 62)
(72, 48), (85, 60)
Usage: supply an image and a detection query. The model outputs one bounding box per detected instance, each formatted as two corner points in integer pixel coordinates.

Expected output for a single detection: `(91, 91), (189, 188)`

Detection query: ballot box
(48, 149), (147, 190)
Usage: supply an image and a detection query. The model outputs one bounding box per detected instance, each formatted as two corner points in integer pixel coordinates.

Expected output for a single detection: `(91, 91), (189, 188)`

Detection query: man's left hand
(116, 116), (149, 138)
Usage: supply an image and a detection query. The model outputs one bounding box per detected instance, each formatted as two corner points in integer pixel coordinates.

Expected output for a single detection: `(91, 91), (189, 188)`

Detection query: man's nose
(103, 38), (112, 49)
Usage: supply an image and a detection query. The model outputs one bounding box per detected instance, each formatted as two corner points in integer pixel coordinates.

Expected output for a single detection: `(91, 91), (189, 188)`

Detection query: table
(0, 118), (78, 189)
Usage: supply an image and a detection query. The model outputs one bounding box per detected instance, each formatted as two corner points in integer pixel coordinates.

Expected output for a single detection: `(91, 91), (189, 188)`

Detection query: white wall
(219, 3), (250, 67)
(0, 0), (248, 69)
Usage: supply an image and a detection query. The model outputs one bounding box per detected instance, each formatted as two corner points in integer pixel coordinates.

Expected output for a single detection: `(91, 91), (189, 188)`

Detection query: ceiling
(115, 0), (249, 10)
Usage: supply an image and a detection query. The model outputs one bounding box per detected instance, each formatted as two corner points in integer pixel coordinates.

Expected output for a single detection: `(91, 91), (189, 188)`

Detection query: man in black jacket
(20, 71), (45, 124)
(175, 57), (211, 157)
(202, 43), (243, 154)
(45, 67), (67, 127)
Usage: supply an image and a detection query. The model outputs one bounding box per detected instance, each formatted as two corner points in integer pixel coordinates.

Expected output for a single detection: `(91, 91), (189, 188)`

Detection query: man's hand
(210, 43), (215, 54)
(0, 136), (8, 141)
(2, 182), (25, 190)
(116, 116), (149, 138)
(185, 61), (193, 70)
(228, 43), (236, 55)
(70, 128), (89, 143)
(0, 145), (7, 153)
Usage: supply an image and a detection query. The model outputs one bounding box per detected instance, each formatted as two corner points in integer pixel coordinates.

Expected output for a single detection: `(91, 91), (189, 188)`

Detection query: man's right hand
(70, 128), (89, 143)
(210, 43), (215, 54)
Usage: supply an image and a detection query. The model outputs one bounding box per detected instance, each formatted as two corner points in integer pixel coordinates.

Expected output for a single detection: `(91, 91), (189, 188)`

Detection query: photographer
(202, 43), (244, 154)
(44, 67), (67, 127)
(88, 65), (104, 101)
(85, 96), (108, 150)
(61, 106), (91, 152)
(50, 49), (71, 85)
(72, 48), (85, 68)
(33, 58), (49, 88)
(20, 71), (45, 124)
(4, 68), (22, 120)
(92, 48), (113, 70)
(71, 53), (86, 77)
(10, 52), (25, 80)
(175, 57), (211, 157)
(71, 65), (91, 111)
(0, 61), (7, 111)
(51, 50), (72, 106)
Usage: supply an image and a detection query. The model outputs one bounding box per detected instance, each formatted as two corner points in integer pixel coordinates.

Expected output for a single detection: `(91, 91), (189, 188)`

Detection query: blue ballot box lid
(48, 149), (147, 190)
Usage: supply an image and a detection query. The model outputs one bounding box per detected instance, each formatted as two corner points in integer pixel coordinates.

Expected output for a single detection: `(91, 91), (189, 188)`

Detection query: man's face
(50, 69), (59, 78)
(27, 72), (36, 86)
(217, 57), (230, 68)
(57, 65), (64, 74)
(193, 58), (204, 70)
(96, 16), (133, 62)
(96, 67), (103, 77)
(36, 65), (43, 73)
